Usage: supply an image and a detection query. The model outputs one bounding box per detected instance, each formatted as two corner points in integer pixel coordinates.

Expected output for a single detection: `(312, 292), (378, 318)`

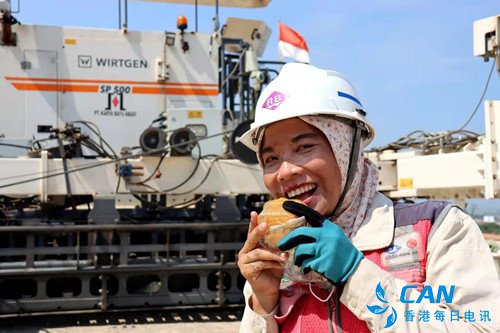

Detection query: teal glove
(278, 201), (363, 284)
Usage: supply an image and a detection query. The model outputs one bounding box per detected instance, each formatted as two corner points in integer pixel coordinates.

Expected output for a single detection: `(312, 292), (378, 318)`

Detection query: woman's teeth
(287, 184), (316, 199)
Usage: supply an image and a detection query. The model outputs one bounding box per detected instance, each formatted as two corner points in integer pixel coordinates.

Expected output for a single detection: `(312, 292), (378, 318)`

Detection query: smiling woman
(236, 63), (500, 333)
(261, 118), (342, 216)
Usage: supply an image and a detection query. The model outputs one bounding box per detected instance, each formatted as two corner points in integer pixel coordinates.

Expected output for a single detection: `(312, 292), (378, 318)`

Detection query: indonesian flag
(278, 21), (310, 63)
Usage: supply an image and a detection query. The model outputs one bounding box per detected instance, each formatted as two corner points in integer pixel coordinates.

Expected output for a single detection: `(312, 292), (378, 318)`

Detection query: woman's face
(260, 118), (342, 216)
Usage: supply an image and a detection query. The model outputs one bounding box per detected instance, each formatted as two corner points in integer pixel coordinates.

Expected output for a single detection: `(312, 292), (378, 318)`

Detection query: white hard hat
(239, 63), (375, 150)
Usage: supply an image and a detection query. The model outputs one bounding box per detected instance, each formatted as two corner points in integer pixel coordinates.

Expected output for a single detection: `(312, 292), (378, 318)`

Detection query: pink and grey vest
(275, 201), (454, 333)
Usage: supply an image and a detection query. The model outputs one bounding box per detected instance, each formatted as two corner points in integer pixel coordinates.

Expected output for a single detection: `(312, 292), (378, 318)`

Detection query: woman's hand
(237, 211), (288, 314)
(278, 200), (364, 284)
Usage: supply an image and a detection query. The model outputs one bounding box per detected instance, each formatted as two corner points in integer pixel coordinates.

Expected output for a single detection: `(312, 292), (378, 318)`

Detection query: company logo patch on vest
(367, 282), (455, 328)
(381, 225), (424, 270)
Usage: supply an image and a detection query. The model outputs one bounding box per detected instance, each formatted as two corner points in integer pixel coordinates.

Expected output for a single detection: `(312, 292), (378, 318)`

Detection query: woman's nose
(277, 161), (300, 182)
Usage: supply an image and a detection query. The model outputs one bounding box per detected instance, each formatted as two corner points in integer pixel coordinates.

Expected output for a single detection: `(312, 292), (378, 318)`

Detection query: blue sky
(13, 0), (498, 148)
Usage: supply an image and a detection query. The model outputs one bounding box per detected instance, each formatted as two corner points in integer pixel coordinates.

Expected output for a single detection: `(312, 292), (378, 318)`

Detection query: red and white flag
(278, 21), (310, 63)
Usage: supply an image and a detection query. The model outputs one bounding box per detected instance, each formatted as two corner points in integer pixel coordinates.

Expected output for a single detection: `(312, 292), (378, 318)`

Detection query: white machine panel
(0, 25), (219, 153)
(473, 15), (499, 58)
(167, 108), (224, 156)
(222, 17), (271, 57)
(23, 50), (58, 137)
(484, 100), (500, 198)
(0, 157), (268, 196)
(396, 151), (486, 190)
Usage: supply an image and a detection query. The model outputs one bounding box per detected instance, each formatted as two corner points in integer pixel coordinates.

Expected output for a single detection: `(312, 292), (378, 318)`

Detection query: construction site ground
(0, 306), (243, 333)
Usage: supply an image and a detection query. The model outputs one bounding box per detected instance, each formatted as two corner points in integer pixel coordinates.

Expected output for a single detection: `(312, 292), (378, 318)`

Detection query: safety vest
(275, 201), (453, 333)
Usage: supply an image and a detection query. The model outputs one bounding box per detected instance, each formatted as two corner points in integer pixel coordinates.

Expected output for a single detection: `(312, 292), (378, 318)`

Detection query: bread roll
(258, 198), (305, 250)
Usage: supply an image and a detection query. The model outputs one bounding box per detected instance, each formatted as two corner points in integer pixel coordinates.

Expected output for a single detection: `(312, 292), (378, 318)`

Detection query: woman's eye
(264, 156), (277, 165)
(297, 144), (314, 152)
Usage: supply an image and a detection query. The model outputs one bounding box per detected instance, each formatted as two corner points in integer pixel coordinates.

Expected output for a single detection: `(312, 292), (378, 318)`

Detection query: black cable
(155, 143), (203, 191)
(369, 61), (495, 153)
(335, 291), (343, 333)
(129, 191), (163, 211)
(327, 299), (334, 333)
(0, 130), (233, 189)
(26, 121), (114, 158)
(0, 142), (31, 150)
(72, 121), (118, 158)
(118, 212), (140, 222)
(0, 140), (109, 183)
(115, 173), (122, 194)
(87, 121), (117, 157)
(132, 193), (153, 204)
(134, 183), (159, 194)
(81, 138), (109, 158)
(31, 136), (53, 150)
(75, 121), (104, 148)
(130, 142), (202, 189)
(174, 156), (220, 195)
(129, 155), (220, 199)
(133, 152), (168, 184)
(130, 153), (218, 194)
(129, 156), (219, 210)
(369, 129), (480, 153)
(458, 59), (496, 131)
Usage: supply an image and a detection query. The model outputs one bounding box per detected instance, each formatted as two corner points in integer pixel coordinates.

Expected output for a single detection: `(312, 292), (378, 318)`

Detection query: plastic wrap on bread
(257, 198), (306, 250)
(258, 198), (331, 287)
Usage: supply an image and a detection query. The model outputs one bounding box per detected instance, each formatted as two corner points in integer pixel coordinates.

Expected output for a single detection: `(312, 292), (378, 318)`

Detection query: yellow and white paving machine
(0, 0), (498, 314)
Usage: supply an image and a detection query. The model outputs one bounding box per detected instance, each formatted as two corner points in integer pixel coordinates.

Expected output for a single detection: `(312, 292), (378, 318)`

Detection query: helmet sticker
(262, 91), (286, 110)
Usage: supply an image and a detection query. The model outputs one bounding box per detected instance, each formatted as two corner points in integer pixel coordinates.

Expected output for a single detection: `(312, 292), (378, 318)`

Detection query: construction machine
(0, 0), (498, 315)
